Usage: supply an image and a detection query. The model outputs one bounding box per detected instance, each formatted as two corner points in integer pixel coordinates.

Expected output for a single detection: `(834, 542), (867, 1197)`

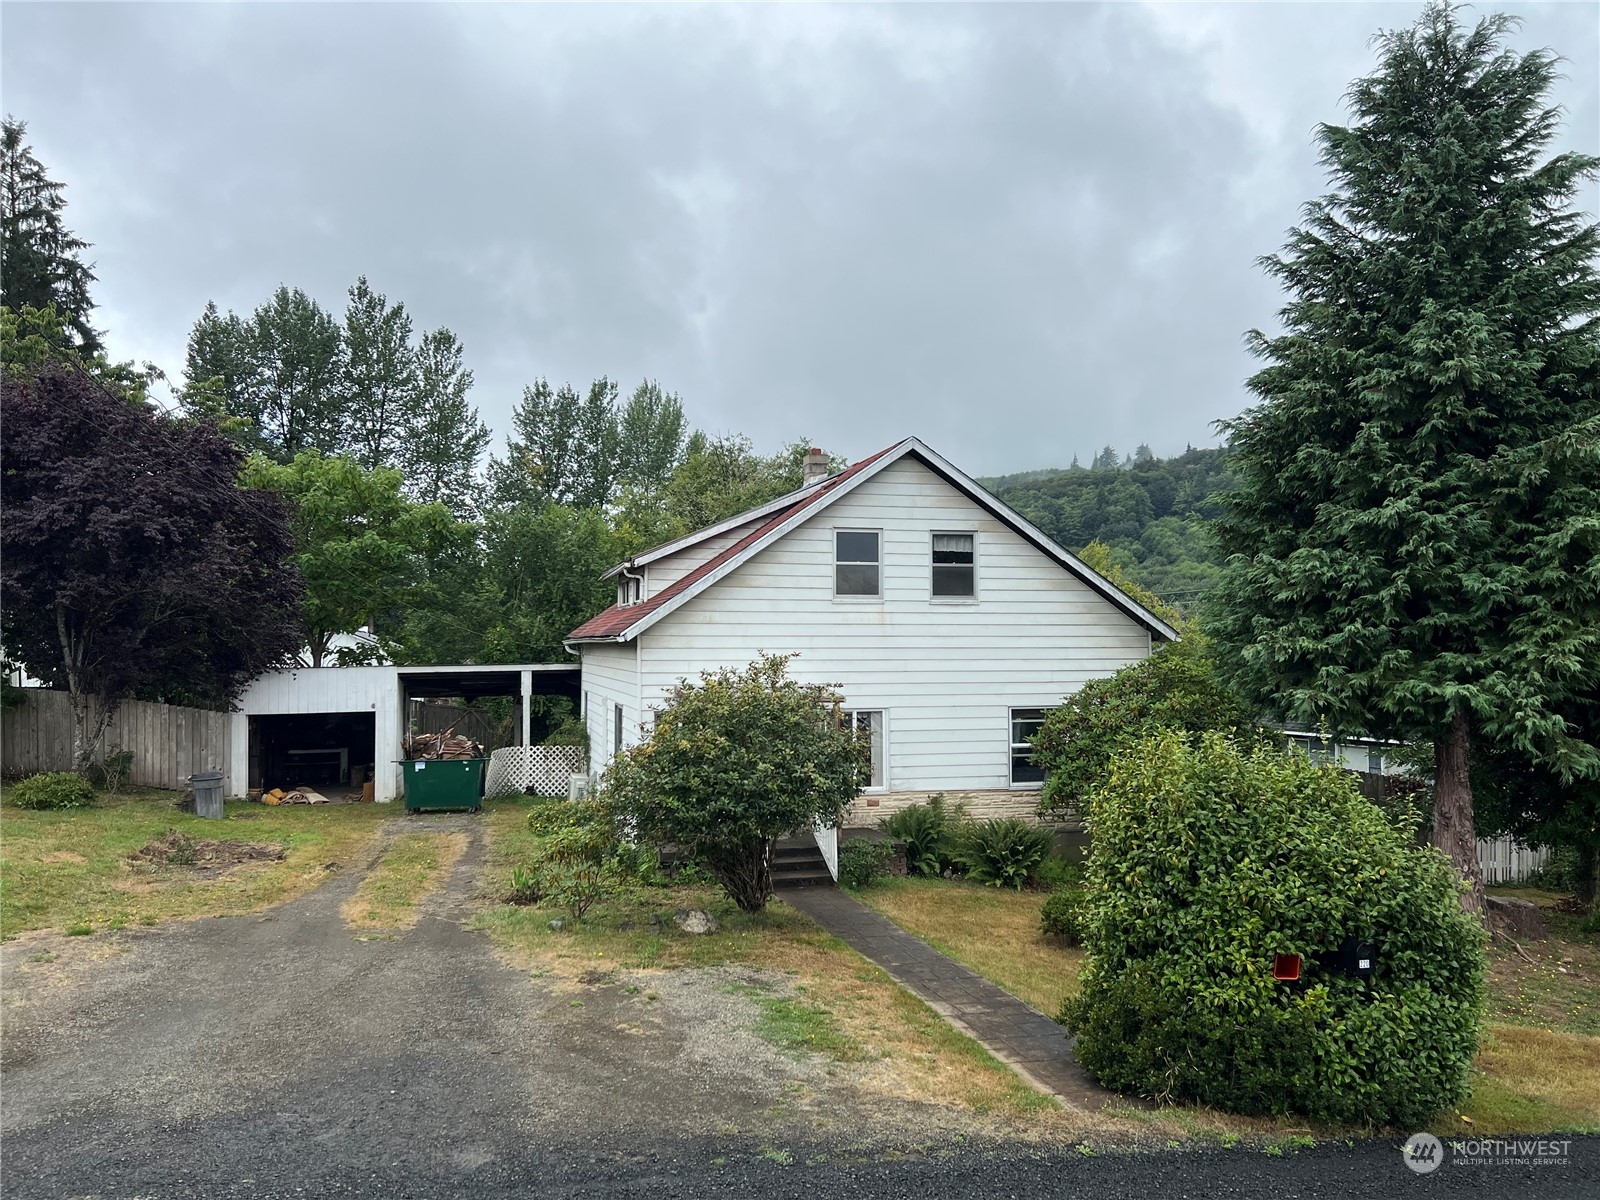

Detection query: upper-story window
(617, 574), (642, 607)
(932, 532), (976, 598)
(835, 530), (881, 597)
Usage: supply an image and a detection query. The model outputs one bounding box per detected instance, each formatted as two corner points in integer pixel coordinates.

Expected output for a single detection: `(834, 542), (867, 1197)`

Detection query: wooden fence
(410, 701), (517, 752)
(1, 688), (231, 791)
(1476, 836), (1550, 886)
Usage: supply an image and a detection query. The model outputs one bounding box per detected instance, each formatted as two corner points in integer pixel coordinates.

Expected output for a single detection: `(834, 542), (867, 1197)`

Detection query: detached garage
(227, 664), (580, 803)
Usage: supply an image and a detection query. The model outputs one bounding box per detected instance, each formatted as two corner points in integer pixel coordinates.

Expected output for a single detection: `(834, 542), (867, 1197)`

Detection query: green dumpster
(399, 758), (485, 812)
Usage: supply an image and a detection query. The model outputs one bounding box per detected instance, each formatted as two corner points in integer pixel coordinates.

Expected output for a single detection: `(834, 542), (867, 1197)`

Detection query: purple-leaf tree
(1, 364), (305, 768)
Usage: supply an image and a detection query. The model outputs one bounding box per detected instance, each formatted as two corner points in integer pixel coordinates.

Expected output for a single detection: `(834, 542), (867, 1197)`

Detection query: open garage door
(249, 712), (377, 797)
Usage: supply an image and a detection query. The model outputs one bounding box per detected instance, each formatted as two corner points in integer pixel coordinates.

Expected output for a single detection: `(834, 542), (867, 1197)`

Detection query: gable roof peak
(568, 436), (1177, 645)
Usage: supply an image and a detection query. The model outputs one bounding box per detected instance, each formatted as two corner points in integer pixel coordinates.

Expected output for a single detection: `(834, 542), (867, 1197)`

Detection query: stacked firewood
(404, 728), (484, 761)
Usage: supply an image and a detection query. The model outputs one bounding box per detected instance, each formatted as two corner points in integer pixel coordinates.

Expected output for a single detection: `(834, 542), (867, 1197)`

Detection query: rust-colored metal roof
(566, 442), (903, 642)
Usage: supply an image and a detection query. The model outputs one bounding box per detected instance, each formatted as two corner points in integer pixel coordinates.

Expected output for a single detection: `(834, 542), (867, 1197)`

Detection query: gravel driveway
(3, 819), (1595, 1199)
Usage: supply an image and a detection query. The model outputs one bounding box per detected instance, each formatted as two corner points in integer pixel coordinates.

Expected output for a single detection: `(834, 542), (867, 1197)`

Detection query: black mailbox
(1326, 936), (1376, 978)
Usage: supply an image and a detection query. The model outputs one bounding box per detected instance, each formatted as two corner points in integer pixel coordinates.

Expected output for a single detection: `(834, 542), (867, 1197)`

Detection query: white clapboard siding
(228, 666), (406, 801)
(1, 688), (230, 790)
(625, 456), (1152, 793)
(1476, 836), (1551, 886)
(582, 642), (638, 774)
(644, 518), (765, 597)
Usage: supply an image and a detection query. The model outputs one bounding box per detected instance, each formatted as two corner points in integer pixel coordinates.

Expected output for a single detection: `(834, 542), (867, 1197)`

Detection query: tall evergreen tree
(403, 327), (490, 516)
(0, 117), (100, 353)
(339, 276), (417, 470)
(1207, 3), (1600, 909)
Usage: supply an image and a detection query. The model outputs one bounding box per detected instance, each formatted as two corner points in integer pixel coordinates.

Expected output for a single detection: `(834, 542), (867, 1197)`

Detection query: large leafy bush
(1063, 732), (1485, 1126)
(601, 653), (864, 911)
(8, 771), (97, 810)
(1032, 636), (1257, 818)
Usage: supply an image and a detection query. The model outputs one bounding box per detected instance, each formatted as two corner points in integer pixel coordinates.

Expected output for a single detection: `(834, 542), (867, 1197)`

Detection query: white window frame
(833, 527), (883, 600)
(930, 529), (978, 603)
(842, 708), (887, 791)
(617, 574), (642, 607)
(613, 703), (624, 758)
(1009, 707), (1047, 788)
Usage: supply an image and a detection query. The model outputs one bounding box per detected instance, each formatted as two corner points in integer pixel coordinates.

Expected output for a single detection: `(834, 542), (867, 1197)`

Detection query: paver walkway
(782, 886), (1118, 1110)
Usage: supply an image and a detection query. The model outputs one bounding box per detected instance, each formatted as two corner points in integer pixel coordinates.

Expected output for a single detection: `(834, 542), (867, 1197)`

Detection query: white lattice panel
(484, 746), (587, 799)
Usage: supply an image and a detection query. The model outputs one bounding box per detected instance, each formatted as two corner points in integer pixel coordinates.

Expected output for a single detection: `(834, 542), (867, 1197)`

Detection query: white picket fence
(1476, 836), (1550, 885)
(483, 745), (586, 799)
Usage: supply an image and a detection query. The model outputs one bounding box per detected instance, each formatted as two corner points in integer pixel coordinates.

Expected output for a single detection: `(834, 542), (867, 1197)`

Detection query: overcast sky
(4, 2), (1596, 475)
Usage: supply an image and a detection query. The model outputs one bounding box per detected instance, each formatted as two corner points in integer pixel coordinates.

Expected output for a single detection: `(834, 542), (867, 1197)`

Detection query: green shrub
(880, 793), (967, 876)
(524, 797), (623, 920)
(1041, 886), (1088, 943)
(83, 746), (135, 793)
(838, 838), (895, 889)
(1062, 731), (1486, 1127)
(8, 771), (97, 811)
(541, 715), (589, 750)
(1032, 636), (1259, 818)
(602, 654), (865, 912)
(1034, 852), (1086, 890)
(506, 865), (546, 906)
(955, 818), (1053, 890)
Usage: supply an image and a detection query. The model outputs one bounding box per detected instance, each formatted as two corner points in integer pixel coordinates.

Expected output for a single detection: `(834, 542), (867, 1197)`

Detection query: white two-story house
(566, 437), (1177, 827)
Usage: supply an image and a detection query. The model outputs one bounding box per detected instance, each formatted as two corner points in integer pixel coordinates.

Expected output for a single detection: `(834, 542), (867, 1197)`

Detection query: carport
(228, 664), (581, 803)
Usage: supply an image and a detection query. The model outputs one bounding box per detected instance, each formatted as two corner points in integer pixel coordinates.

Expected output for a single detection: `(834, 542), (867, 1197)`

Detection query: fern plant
(955, 818), (1053, 890)
(880, 793), (966, 876)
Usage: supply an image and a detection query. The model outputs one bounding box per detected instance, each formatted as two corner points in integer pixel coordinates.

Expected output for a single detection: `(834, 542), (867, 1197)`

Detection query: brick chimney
(803, 447), (830, 487)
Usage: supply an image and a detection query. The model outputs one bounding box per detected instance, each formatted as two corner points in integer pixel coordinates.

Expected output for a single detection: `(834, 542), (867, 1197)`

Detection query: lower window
(843, 709), (885, 789)
(1010, 708), (1046, 784)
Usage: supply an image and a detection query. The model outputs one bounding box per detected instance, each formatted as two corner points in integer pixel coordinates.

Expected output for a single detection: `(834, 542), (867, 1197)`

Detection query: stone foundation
(844, 788), (1063, 828)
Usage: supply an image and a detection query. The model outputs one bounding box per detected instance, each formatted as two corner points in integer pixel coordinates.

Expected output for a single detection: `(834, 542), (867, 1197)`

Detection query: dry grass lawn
(1, 788), (390, 937)
(856, 877), (1079, 1017)
(342, 831), (468, 932)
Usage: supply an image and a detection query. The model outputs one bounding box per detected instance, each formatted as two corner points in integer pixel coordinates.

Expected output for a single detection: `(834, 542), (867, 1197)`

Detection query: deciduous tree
(602, 654), (865, 911)
(1, 364), (302, 765)
(241, 452), (458, 667)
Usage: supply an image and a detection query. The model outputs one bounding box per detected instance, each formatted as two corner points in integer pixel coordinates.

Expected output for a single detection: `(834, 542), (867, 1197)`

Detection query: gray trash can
(189, 770), (225, 820)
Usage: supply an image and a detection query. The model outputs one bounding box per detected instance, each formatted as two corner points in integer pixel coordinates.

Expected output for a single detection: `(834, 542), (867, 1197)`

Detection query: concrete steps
(771, 839), (833, 889)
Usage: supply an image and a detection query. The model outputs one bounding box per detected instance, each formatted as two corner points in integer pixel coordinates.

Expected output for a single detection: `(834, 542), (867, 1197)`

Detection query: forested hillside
(982, 445), (1233, 610)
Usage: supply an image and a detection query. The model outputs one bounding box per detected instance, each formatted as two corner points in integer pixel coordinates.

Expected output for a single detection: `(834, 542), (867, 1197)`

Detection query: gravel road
(3, 819), (1593, 1199)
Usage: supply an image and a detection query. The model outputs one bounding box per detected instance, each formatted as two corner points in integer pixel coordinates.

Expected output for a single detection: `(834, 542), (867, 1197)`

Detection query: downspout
(620, 565), (645, 607)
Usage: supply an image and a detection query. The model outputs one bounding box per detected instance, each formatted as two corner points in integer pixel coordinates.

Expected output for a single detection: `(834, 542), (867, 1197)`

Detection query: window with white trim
(932, 532), (975, 598)
(843, 709), (885, 789)
(834, 530), (881, 597)
(1010, 708), (1046, 784)
(613, 703), (624, 757)
(617, 575), (642, 606)
(1366, 746), (1384, 774)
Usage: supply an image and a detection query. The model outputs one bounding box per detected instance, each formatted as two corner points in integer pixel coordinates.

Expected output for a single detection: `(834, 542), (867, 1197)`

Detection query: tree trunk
(1433, 711), (1484, 914)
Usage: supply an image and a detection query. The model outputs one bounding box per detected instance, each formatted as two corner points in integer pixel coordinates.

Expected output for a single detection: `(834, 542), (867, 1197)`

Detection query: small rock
(616, 920), (635, 932)
(673, 908), (719, 935)
(1486, 895), (1547, 941)
(548, 918), (566, 932)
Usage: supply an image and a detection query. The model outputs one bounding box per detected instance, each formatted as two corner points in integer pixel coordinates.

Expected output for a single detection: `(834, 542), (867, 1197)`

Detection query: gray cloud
(4, 2), (1596, 474)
